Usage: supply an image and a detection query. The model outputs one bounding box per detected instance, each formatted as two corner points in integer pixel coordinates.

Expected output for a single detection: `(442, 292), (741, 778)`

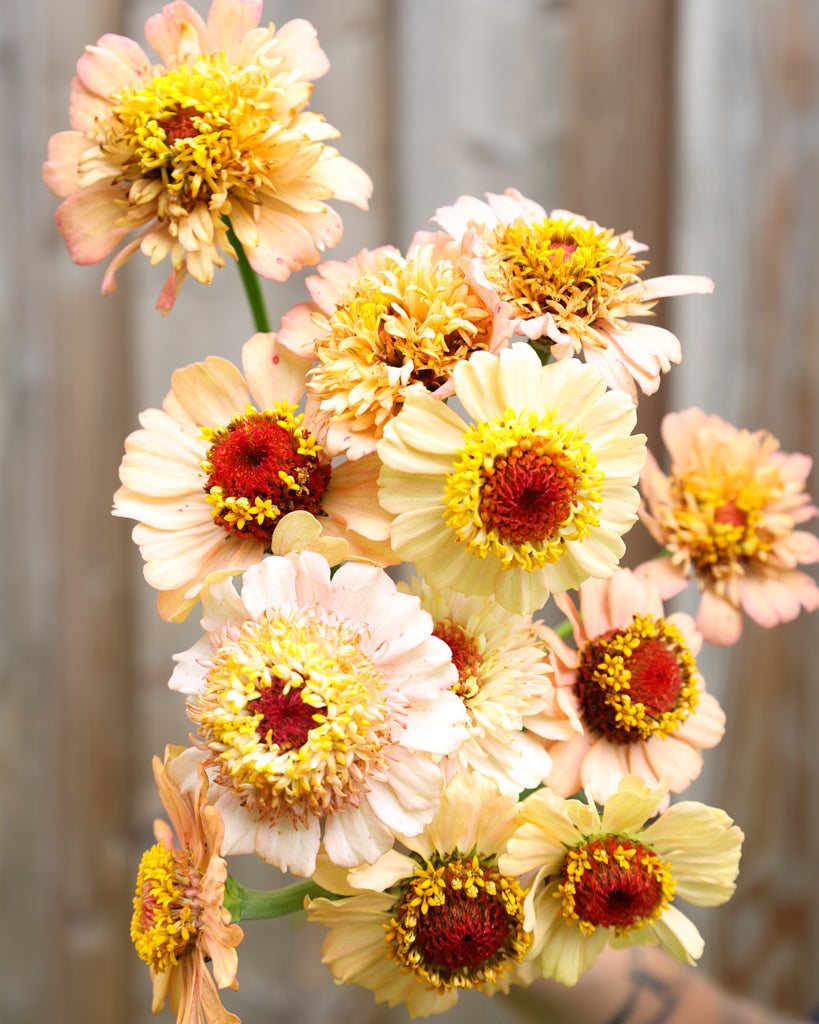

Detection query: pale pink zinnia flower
(378, 344), (647, 615)
(433, 188), (714, 400)
(276, 235), (512, 459)
(169, 552), (469, 877)
(307, 773), (537, 1018)
(43, 1), (371, 312)
(113, 332), (395, 622)
(538, 569), (725, 805)
(500, 776), (743, 986)
(639, 407), (819, 645)
(131, 745), (243, 1024)
(401, 577), (579, 795)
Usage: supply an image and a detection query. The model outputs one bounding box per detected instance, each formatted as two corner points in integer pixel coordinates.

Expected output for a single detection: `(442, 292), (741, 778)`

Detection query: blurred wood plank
(670, 0), (819, 1013)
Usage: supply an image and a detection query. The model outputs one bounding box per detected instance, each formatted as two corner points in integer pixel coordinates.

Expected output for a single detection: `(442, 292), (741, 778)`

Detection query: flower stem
(552, 618), (574, 640)
(225, 218), (272, 334)
(224, 875), (339, 922)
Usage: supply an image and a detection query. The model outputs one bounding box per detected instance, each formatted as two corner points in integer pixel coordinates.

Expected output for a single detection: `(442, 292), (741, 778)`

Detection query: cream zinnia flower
(538, 569), (725, 804)
(433, 189), (713, 400)
(639, 408), (819, 645)
(113, 331), (395, 621)
(307, 773), (537, 1019)
(401, 577), (579, 794)
(43, 1), (371, 311)
(378, 344), (647, 615)
(169, 552), (469, 877)
(499, 776), (743, 986)
(132, 746), (243, 1024)
(276, 235), (512, 459)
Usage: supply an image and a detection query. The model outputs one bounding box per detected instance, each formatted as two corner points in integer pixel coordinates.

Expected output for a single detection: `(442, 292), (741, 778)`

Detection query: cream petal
(168, 635), (212, 694)
(651, 906), (703, 964)
(599, 776), (664, 833)
(452, 346), (510, 420)
(239, 555), (299, 618)
(323, 801), (393, 868)
(171, 357), (249, 426)
(255, 815), (322, 876)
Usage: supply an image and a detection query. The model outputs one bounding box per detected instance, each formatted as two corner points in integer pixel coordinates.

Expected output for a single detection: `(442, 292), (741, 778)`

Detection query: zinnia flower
(131, 745), (243, 1024)
(42, 1), (372, 311)
(307, 773), (537, 1018)
(113, 331), (395, 621)
(169, 552), (469, 877)
(499, 776), (743, 986)
(433, 188), (714, 400)
(378, 343), (647, 615)
(276, 235), (512, 459)
(638, 407), (819, 645)
(538, 569), (725, 804)
(401, 577), (579, 794)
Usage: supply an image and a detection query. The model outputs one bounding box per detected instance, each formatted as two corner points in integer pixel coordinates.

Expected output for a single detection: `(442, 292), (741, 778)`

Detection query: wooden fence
(3, 0), (818, 1021)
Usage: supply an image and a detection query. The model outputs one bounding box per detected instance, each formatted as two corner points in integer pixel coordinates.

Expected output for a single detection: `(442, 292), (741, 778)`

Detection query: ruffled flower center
(200, 403), (330, 544)
(106, 55), (295, 211)
(576, 615), (698, 743)
(443, 409), (604, 571)
(189, 609), (392, 823)
(433, 620), (482, 699)
(307, 247), (493, 432)
(483, 217), (647, 337)
(659, 465), (780, 585)
(385, 855), (531, 990)
(558, 836), (675, 936)
(131, 842), (201, 970)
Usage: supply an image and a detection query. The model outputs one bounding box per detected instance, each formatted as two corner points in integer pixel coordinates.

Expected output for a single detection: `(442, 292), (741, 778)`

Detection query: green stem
(552, 617), (574, 640)
(225, 218), (271, 334)
(223, 875), (339, 923)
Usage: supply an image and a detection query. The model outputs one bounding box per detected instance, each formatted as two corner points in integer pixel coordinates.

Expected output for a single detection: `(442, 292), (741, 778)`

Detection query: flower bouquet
(43, 2), (819, 1020)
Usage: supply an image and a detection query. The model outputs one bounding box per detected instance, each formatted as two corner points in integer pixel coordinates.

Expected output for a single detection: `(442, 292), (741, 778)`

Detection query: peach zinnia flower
(307, 773), (536, 1018)
(402, 577), (579, 795)
(433, 188), (713, 400)
(500, 776), (743, 986)
(276, 235), (512, 459)
(378, 344), (646, 615)
(538, 569), (725, 804)
(639, 408), (819, 645)
(169, 552), (469, 878)
(113, 332), (394, 621)
(131, 745), (243, 1024)
(43, 1), (371, 311)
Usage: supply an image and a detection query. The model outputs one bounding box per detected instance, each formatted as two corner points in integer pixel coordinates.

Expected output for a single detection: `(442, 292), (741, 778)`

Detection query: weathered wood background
(4, 0), (818, 1021)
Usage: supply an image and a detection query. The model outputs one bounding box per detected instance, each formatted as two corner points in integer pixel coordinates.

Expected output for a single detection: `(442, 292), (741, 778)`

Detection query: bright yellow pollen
(557, 839), (676, 938)
(308, 247), (493, 434)
(384, 855), (531, 991)
(484, 217), (648, 345)
(443, 408), (604, 571)
(131, 842), (199, 970)
(662, 470), (777, 587)
(190, 609), (391, 824)
(109, 54), (285, 211)
(582, 615), (698, 741)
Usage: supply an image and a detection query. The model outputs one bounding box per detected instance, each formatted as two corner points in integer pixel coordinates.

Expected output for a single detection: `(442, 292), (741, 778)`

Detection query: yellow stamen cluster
(660, 469), (779, 589)
(443, 408), (604, 571)
(107, 55), (301, 211)
(557, 838), (676, 937)
(308, 247), (493, 434)
(200, 403), (324, 532)
(384, 855), (531, 990)
(581, 615), (698, 741)
(189, 609), (390, 823)
(484, 217), (648, 346)
(131, 842), (200, 970)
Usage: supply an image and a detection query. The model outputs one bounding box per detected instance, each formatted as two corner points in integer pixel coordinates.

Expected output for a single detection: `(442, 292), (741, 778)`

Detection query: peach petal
(55, 189), (130, 264)
(246, 207), (322, 279)
(76, 36), (151, 98)
(206, 0), (262, 52)
(636, 274), (714, 301)
(43, 132), (91, 198)
(695, 589), (744, 646)
(144, 1), (208, 63)
(580, 737), (630, 803)
(171, 358), (249, 426)
(270, 18), (330, 80)
(241, 332), (309, 408)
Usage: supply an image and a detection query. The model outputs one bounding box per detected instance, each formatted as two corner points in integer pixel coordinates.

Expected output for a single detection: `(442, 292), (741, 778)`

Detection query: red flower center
(202, 406), (331, 544)
(247, 680), (326, 751)
(562, 837), (673, 933)
(162, 108), (201, 144)
(576, 615), (698, 743)
(713, 500), (747, 529)
(479, 448), (580, 546)
(433, 621), (482, 698)
(415, 885), (512, 970)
